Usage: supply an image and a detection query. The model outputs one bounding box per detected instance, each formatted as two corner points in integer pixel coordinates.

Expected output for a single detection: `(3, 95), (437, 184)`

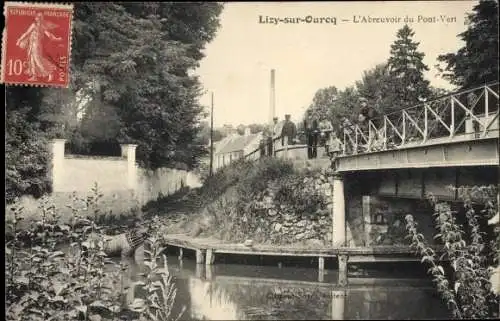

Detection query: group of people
(257, 98), (385, 167)
(258, 113), (344, 166)
(259, 114), (296, 158)
(302, 117), (343, 161)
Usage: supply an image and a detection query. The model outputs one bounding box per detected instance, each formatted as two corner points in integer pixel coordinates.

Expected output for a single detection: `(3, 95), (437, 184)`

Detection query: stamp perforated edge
(1, 1), (74, 88)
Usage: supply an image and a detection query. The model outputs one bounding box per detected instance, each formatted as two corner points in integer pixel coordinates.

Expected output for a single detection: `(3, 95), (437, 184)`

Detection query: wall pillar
(51, 139), (66, 192)
(121, 144), (138, 190)
(332, 173), (346, 247)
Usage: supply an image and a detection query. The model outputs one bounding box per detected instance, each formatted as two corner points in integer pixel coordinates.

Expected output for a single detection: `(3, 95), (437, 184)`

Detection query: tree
(305, 86), (339, 121)
(304, 86), (360, 132)
(247, 123), (267, 134)
(387, 25), (432, 112)
(356, 63), (398, 116)
(6, 87), (52, 203)
(6, 2), (224, 202)
(69, 2), (223, 170)
(236, 124), (247, 135)
(197, 121), (225, 146)
(437, 0), (499, 89)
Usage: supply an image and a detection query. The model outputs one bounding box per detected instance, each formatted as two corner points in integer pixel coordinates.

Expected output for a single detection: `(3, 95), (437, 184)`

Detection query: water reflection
(170, 259), (449, 320)
(189, 277), (241, 320)
(109, 254), (449, 320)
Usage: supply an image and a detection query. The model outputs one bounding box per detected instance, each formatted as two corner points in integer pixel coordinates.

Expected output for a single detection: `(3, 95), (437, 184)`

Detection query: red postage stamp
(1, 2), (73, 88)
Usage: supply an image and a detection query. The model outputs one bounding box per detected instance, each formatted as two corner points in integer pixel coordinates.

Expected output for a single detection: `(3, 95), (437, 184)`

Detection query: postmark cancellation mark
(1, 2), (74, 88)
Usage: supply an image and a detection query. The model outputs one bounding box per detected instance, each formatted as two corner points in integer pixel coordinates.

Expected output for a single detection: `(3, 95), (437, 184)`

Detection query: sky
(194, 1), (477, 127)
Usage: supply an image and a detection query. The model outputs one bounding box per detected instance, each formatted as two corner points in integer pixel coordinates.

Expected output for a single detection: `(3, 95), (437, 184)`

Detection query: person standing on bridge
(328, 130), (343, 171)
(307, 118), (320, 159)
(358, 98), (381, 152)
(340, 116), (353, 154)
(272, 117), (280, 137)
(266, 117), (279, 156)
(320, 118), (334, 155)
(281, 114), (297, 147)
(304, 119), (312, 159)
(259, 134), (267, 158)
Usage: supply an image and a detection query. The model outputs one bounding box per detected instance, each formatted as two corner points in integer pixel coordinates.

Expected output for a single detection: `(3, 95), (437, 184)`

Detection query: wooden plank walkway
(162, 234), (439, 278)
(163, 234), (424, 255)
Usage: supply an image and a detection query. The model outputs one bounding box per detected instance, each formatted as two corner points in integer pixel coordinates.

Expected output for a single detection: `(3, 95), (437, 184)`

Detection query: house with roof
(213, 127), (263, 171)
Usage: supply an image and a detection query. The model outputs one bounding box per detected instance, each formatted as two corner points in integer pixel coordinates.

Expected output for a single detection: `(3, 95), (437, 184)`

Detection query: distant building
(213, 127), (263, 171)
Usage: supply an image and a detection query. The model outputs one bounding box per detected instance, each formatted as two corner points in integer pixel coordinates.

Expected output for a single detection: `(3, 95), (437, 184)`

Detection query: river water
(121, 254), (451, 320)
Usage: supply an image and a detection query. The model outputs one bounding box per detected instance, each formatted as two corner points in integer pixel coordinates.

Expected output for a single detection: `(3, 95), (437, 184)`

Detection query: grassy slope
(142, 158), (328, 247)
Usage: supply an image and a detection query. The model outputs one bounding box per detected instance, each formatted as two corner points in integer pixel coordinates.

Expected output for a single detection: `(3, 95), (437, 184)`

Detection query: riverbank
(143, 158), (336, 248)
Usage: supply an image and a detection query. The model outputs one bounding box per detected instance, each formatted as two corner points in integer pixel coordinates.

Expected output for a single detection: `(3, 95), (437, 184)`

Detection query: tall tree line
(305, 0), (498, 128)
(6, 2), (224, 203)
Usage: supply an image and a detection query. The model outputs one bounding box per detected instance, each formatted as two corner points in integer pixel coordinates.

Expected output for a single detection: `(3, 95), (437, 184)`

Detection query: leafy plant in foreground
(405, 185), (499, 319)
(128, 217), (185, 321)
(5, 187), (183, 321)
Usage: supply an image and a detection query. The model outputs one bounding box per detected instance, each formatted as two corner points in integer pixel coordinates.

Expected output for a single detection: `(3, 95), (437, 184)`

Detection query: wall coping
(64, 154), (127, 161)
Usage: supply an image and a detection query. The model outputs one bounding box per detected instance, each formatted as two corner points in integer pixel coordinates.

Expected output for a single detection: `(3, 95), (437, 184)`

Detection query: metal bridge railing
(217, 82), (500, 171)
(342, 82), (500, 156)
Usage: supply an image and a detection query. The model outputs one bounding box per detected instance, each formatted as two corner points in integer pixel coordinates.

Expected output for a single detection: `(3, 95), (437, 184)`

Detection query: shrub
(273, 170), (327, 215)
(5, 186), (183, 321)
(405, 185), (499, 319)
(6, 183), (143, 240)
(188, 159), (330, 244)
(6, 107), (52, 204)
(235, 157), (295, 198)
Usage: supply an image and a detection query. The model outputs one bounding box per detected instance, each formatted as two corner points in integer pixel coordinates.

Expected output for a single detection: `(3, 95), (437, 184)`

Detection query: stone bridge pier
(331, 166), (499, 250)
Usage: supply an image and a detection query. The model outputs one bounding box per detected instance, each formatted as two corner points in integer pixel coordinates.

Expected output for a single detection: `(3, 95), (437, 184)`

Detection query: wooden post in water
(196, 249), (204, 264)
(338, 255), (348, 286)
(318, 270), (325, 282)
(195, 262), (203, 279)
(331, 289), (346, 320)
(206, 265), (214, 280)
(318, 256), (325, 271)
(206, 248), (215, 265)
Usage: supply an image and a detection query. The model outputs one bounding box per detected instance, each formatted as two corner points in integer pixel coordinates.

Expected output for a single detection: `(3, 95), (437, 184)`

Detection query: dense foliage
(5, 188), (183, 321)
(6, 88), (53, 204)
(6, 2), (224, 203)
(305, 24), (435, 127)
(437, 0), (499, 88)
(405, 185), (499, 319)
(171, 158), (330, 244)
(387, 25), (432, 112)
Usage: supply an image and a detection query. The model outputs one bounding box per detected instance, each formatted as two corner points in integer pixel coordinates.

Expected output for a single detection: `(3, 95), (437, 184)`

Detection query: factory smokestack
(269, 69), (276, 126)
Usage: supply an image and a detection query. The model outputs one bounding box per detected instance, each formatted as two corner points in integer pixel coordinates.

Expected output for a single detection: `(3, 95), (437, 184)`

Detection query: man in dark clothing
(266, 135), (273, 156)
(281, 114), (297, 146)
(358, 98), (382, 151)
(304, 120), (312, 159)
(307, 119), (320, 159)
(259, 136), (266, 158)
